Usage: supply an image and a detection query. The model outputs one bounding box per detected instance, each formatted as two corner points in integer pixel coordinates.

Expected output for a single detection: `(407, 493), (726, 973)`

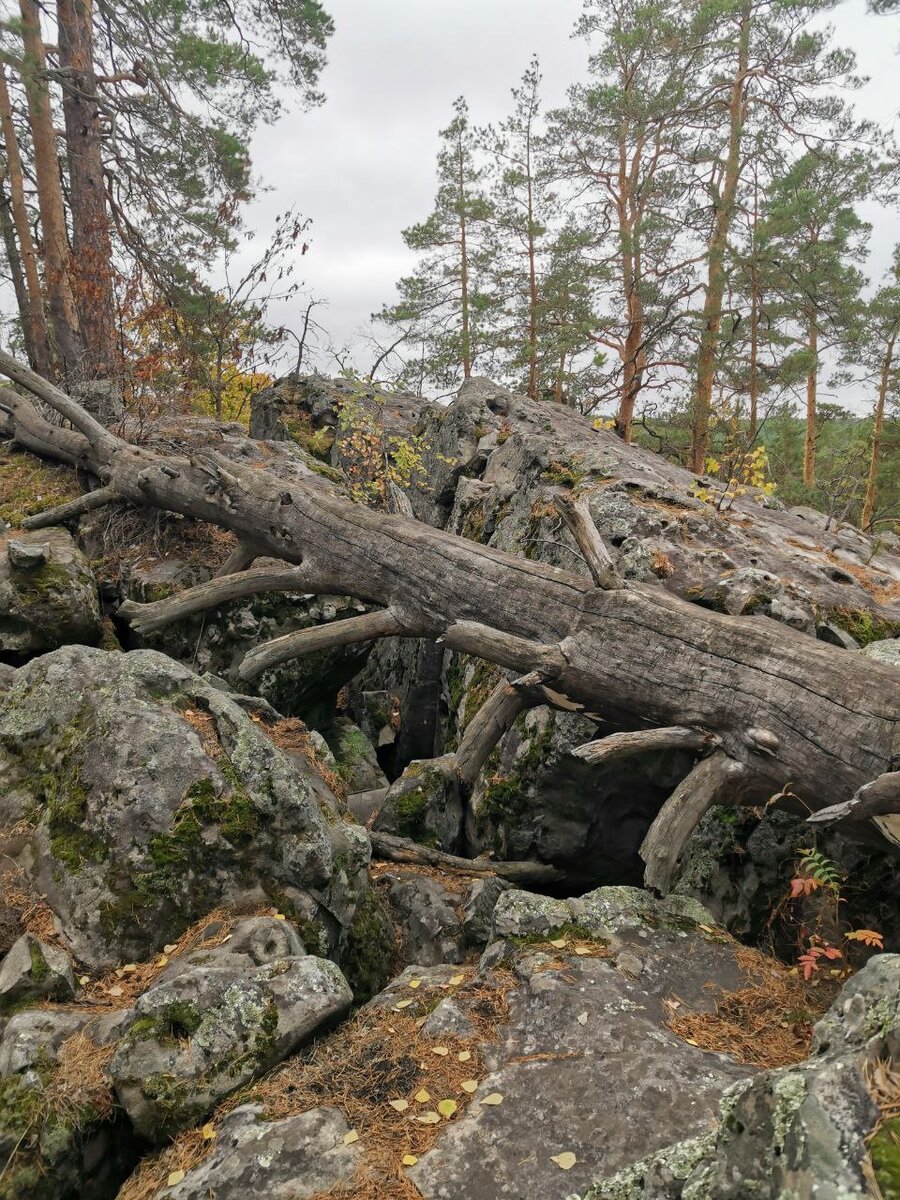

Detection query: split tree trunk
(57, 0), (119, 383)
(0, 355), (897, 881)
(18, 0), (83, 381)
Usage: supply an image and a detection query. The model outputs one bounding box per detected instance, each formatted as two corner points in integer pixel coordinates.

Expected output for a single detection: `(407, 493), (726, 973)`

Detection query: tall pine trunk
(0, 64), (51, 376)
(860, 329), (896, 530)
(692, 2), (750, 473)
(803, 322), (817, 489)
(18, 0), (82, 381)
(57, 0), (119, 382)
(525, 136), (539, 401)
(614, 119), (644, 443)
(457, 139), (472, 380)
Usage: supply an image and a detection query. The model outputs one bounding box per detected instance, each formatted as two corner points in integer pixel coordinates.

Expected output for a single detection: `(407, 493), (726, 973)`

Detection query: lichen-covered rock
(403, 886), (752, 1200)
(372, 755), (464, 852)
(581, 955), (900, 1200)
(381, 871), (464, 966)
(110, 954), (352, 1140)
(0, 527), (100, 662)
(0, 1009), (87, 1077)
(0, 646), (372, 968)
(326, 716), (387, 793)
(863, 637), (900, 667)
(156, 1103), (360, 1199)
(0, 934), (74, 1010)
(461, 875), (511, 947)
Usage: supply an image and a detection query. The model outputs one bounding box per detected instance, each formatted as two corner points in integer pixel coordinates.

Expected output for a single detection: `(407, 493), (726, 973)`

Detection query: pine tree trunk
(691, 1), (750, 474)
(526, 152), (539, 401)
(803, 323), (818, 490)
(0, 64), (51, 376)
(861, 330), (896, 530)
(18, 0), (82, 381)
(0, 176), (36, 367)
(457, 139), (472, 380)
(57, 0), (119, 383)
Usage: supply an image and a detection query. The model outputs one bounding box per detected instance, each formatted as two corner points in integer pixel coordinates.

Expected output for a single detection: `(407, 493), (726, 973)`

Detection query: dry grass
(666, 942), (834, 1070)
(89, 503), (237, 583)
(0, 445), (81, 527)
(76, 905), (272, 1008)
(117, 969), (514, 1200)
(369, 860), (473, 898)
(180, 705), (223, 759)
(0, 847), (63, 949)
(46, 1032), (116, 1122)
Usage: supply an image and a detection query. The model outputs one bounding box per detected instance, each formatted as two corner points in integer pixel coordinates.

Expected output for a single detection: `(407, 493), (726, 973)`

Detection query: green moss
(540, 456), (585, 487)
(0, 450), (80, 528)
(340, 888), (395, 1004)
(285, 415), (336, 461)
(141, 1073), (207, 1139)
(15, 562), (73, 602)
(460, 503), (487, 543)
(462, 660), (501, 729)
(129, 1000), (202, 1044)
(391, 783), (430, 840)
(478, 713), (556, 822)
(29, 939), (49, 984)
(826, 606), (900, 648)
(871, 1118), (900, 1199)
(510, 921), (607, 948)
(685, 585), (729, 614)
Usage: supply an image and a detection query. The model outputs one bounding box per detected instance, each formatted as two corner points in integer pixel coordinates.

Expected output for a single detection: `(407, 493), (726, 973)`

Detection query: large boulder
(0, 527), (100, 662)
(582, 954), (900, 1200)
(0, 934), (74, 1011)
(0, 646), (372, 968)
(157, 1104), (360, 1199)
(110, 954), (352, 1140)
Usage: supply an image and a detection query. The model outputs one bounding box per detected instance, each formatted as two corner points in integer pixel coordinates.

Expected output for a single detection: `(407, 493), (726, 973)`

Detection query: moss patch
(340, 887), (396, 1004)
(825, 606), (900, 648)
(871, 1118), (900, 1199)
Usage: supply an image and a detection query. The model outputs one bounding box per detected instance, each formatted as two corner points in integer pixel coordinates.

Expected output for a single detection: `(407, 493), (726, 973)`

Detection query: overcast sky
(244, 0), (900, 381)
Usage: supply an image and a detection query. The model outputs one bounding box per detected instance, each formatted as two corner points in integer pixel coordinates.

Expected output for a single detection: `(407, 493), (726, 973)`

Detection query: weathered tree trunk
(0, 175), (35, 365)
(0, 63), (51, 376)
(692, 1), (750, 474)
(804, 323), (818, 490)
(17, 0), (83, 381)
(57, 0), (119, 384)
(861, 328), (896, 531)
(0, 355), (897, 884)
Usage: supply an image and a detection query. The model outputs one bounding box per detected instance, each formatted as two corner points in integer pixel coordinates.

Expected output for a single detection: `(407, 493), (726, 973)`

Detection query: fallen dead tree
(0, 350), (897, 892)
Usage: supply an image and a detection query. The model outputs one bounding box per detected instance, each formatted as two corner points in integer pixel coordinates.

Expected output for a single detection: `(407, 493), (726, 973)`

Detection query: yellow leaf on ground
(574, 945), (591, 956)
(414, 1089), (431, 1103)
(388, 1099), (409, 1112)
(164, 944), (178, 954)
(550, 938), (567, 948)
(201, 1124), (216, 1141)
(157, 955), (169, 967)
(393, 999), (414, 1010)
(437, 1099), (458, 1118)
(402, 1154), (418, 1166)
(457, 1050), (472, 1062)
(551, 1152), (577, 1170)
(431, 1046), (449, 1056)
(448, 973), (465, 984)
(408, 979), (421, 989)
(274, 913), (286, 920)
(167, 1170), (186, 1186)
(107, 986), (124, 997)
(417, 1111), (440, 1124)
(461, 1080), (478, 1093)
(78, 975), (89, 986)
(122, 964), (137, 973)
(343, 1130), (359, 1145)
(480, 1093), (503, 1106)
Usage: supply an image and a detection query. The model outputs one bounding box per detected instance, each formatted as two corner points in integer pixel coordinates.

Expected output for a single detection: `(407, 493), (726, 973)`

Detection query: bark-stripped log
(0, 351), (898, 881)
(369, 831), (564, 884)
(573, 727), (715, 766)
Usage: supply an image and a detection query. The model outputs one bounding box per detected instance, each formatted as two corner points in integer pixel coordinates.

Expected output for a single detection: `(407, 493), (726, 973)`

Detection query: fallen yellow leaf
(343, 1130), (359, 1145)
(393, 999), (414, 1010)
(550, 938), (567, 948)
(480, 1093), (503, 1106)
(402, 1154), (418, 1167)
(461, 1080), (478, 1093)
(551, 1151), (577, 1170)
(417, 1111), (440, 1125)
(431, 1046), (449, 1057)
(574, 945), (591, 956)
(201, 1123), (216, 1141)
(107, 986), (124, 997)
(388, 1099), (409, 1112)
(408, 979), (421, 989)
(437, 1099), (458, 1118)
(457, 1050), (472, 1062)
(164, 943), (178, 954)
(157, 955), (169, 967)
(448, 973), (465, 984)
(414, 1089), (431, 1103)
(78, 975), (89, 986)
(167, 1170), (185, 1186)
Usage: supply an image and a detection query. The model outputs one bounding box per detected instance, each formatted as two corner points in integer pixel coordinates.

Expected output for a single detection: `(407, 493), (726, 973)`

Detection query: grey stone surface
(381, 872), (464, 966)
(110, 954), (352, 1141)
(0, 646), (372, 969)
(0, 934), (75, 1010)
(0, 1008), (88, 1076)
(862, 636), (900, 667)
(158, 1103), (360, 1199)
(0, 527), (101, 661)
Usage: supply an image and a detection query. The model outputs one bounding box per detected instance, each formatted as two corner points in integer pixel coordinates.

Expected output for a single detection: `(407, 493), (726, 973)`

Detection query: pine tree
(854, 247), (900, 529)
(377, 98), (492, 392)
